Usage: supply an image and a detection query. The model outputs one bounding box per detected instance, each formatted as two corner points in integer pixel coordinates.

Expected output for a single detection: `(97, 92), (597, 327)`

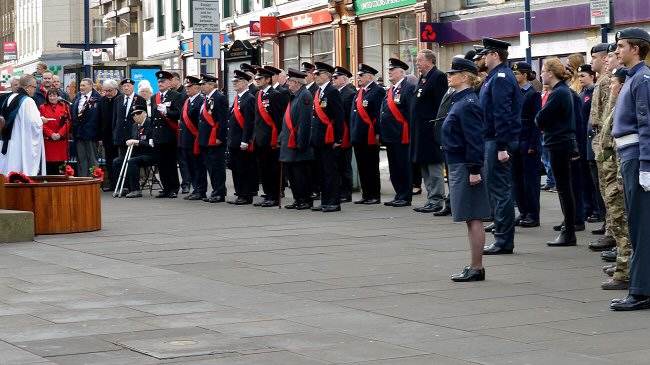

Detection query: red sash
(284, 103), (297, 149)
(257, 92), (278, 147)
(356, 89), (377, 145)
(155, 92), (179, 135)
(181, 99), (200, 155)
(313, 89), (334, 144)
(201, 98), (219, 146)
(387, 86), (409, 144)
(342, 122), (351, 148)
(233, 96), (254, 152)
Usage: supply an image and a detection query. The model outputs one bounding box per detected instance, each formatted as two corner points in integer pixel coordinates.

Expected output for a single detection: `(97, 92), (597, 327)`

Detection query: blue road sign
(200, 34), (214, 58)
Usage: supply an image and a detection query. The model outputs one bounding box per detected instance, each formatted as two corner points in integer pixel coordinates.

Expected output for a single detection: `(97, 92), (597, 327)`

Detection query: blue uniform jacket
(442, 87), (485, 175)
(572, 89), (587, 158)
(71, 90), (102, 141)
(380, 78), (415, 144)
(519, 84), (542, 153)
(409, 67), (447, 163)
(350, 81), (385, 145)
(311, 82), (344, 147)
(479, 62), (522, 150)
(612, 61), (650, 172)
(198, 89), (229, 147)
(179, 94), (205, 150)
(580, 85), (595, 160)
(535, 81), (576, 152)
(227, 90), (255, 149)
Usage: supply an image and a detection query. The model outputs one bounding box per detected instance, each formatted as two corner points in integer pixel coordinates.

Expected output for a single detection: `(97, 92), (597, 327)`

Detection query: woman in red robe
(39, 88), (71, 175)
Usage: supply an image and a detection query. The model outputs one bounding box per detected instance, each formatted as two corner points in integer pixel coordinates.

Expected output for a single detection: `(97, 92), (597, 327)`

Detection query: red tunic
(39, 102), (71, 162)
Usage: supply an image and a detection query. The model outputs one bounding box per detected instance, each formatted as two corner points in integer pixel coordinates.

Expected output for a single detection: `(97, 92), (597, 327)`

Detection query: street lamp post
(524, 0), (532, 65)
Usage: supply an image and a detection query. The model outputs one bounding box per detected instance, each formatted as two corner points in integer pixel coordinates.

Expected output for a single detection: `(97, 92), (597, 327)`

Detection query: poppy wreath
(6, 171), (35, 183)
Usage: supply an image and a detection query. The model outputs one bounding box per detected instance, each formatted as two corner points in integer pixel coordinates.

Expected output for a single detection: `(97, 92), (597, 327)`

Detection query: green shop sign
(354, 0), (417, 15)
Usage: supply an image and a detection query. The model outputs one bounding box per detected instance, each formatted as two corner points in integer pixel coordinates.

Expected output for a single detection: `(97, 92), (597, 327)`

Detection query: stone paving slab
(0, 170), (648, 364)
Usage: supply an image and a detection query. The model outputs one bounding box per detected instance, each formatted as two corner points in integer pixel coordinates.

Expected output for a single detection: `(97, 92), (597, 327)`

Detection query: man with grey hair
(52, 75), (70, 101)
(97, 79), (121, 189)
(0, 74), (46, 175)
(71, 78), (102, 177)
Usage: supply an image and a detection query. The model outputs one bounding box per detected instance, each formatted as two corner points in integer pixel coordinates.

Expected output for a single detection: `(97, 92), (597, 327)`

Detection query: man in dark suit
(240, 63), (259, 95)
(171, 72), (187, 100)
(265, 65), (291, 107)
(252, 67), (285, 207)
(198, 74), (229, 203)
(332, 66), (355, 202)
(172, 71), (191, 194)
(71, 78), (102, 177)
(151, 70), (184, 198)
(280, 68), (315, 210)
(350, 63), (386, 204)
(97, 79), (120, 190)
(299, 61), (321, 199)
(410, 49), (448, 213)
(113, 78), (146, 156)
(227, 70), (257, 205)
(381, 58), (415, 207)
(179, 76), (207, 201)
(310, 62), (344, 212)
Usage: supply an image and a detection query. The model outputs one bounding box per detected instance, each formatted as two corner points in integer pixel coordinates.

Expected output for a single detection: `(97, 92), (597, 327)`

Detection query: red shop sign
(278, 9), (332, 32)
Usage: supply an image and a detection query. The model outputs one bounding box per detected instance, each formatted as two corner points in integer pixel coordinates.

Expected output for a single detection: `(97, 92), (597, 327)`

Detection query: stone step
(0, 209), (35, 243)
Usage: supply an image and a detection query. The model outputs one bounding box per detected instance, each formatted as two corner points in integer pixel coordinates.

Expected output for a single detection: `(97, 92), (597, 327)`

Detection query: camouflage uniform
(596, 102), (631, 282)
(590, 73), (612, 234)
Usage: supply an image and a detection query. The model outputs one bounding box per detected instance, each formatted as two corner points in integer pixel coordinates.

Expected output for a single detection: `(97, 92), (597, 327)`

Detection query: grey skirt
(448, 163), (491, 222)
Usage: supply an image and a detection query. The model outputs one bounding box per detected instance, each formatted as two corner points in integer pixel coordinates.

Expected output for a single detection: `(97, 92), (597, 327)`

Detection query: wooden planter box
(3, 175), (102, 234)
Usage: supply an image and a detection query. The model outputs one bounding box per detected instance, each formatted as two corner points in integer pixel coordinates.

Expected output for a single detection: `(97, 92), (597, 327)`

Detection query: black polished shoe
(383, 200), (396, 207)
(553, 222), (564, 232)
(310, 192), (320, 200)
(284, 201), (298, 209)
(611, 295), (650, 311)
(340, 195), (352, 203)
(168, 192), (178, 198)
(187, 194), (206, 201)
(364, 198), (381, 205)
(311, 205), (323, 211)
(295, 202), (312, 210)
(228, 197), (252, 205)
(208, 195), (225, 203)
(322, 205), (341, 212)
(575, 224), (585, 232)
(592, 226), (606, 235)
(450, 266), (485, 282)
(514, 214), (525, 226)
(601, 248), (617, 262)
(546, 232), (577, 246)
(519, 218), (540, 228)
(433, 206), (451, 216)
(391, 200), (411, 207)
(483, 244), (513, 255)
(484, 223), (495, 232)
(414, 203), (439, 213)
(181, 186), (191, 194)
(155, 192), (170, 198)
(354, 198), (368, 204)
(260, 199), (279, 207)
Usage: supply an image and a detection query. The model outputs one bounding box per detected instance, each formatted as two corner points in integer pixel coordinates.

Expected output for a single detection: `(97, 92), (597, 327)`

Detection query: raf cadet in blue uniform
(479, 37), (523, 255)
(351, 63), (386, 205)
(198, 74), (229, 203)
(511, 62), (542, 228)
(380, 58), (415, 207)
(178, 76), (207, 201)
(610, 27), (650, 311)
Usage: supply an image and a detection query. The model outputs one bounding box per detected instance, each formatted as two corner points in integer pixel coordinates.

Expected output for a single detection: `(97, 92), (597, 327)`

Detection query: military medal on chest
(320, 99), (327, 108)
(362, 99), (368, 107)
(208, 99), (214, 114)
(417, 88), (422, 98)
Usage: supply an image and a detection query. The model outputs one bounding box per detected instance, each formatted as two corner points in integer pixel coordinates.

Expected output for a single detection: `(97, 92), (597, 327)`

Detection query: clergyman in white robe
(0, 94), (46, 176)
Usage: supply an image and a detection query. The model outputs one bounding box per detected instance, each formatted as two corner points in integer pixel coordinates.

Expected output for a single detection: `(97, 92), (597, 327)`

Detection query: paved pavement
(0, 165), (648, 364)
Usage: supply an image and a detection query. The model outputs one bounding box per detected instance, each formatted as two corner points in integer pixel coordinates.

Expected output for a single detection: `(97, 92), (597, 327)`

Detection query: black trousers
(201, 145), (227, 197)
(412, 163), (422, 188)
(353, 144), (381, 200)
(385, 143), (412, 202)
(315, 145), (341, 206)
(549, 149), (576, 233)
(513, 150), (541, 220)
(104, 144), (118, 190)
(177, 148), (191, 189)
(286, 160), (312, 203)
(229, 147), (256, 199)
(154, 143), (180, 194)
(181, 148), (207, 196)
(588, 160), (607, 219)
(256, 145), (280, 200)
(113, 153), (155, 191)
(336, 147), (353, 198)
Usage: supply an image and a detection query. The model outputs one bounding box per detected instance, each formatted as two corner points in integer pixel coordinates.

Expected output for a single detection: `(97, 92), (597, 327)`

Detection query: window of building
(262, 41), (274, 66)
(223, 0), (232, 18)
(188, 0), (193, 28)
(466, 0), (489, 6)
(263, 0), (272, 8)
(157, 0), (165, 37)
(172, 0), (181, 33)
(361, 14), (417, 82)
(283, 29), (334, 70)
(242, 0), (253, 14)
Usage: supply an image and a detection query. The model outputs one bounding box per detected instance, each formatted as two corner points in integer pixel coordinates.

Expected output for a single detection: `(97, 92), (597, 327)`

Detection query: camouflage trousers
(598, 156), (631, 281)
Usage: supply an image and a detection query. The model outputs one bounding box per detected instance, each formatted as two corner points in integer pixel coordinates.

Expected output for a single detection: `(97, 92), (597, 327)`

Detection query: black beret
(287, 68), (307, 79)
(447, 57), (478, 75)
(591, 43), (609, 54)
(608, 43), (617, 53)
(357, 63), (379, 75)
(300, 62), (315, 73)
(332, 66), (352, 78)
(120, 78), (134, 85)
(387, 58), (409, 71)
(156, 70), (173, 80)
(184, 76), (201, 86)
(464, 50), (477, 61)
(577, 64), (595, 74)
(511, 62), (532, 72)
(199, 74), (218, 84)
(240, 63), (257, 73)
(254, 67), (275, 79)
(130, 104), (147, 115)
(482, 37), (511, 51)
(612, 67), (628, 80)
(263, 65), (282, 75)
(232, 70), (252, 82)
(314, 62), (335, 74)
(615, 27), (650, 44)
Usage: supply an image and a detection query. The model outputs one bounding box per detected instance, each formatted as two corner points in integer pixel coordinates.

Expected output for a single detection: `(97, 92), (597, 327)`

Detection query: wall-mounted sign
(3, 42), (17, 61)
(419, 22), (437, 43)
(260, 16), (278, 37)
(354, 0), (416, 16)
(278, 9), (332, 32)
(250, 21), (260, 37)
(590, 0), (611, 25)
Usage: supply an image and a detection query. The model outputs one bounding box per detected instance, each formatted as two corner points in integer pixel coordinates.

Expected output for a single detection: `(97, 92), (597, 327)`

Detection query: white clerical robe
(0, 94), (46, 176)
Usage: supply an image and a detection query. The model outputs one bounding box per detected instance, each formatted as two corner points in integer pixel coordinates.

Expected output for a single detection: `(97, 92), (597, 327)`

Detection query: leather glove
(640, 171), (650, 192)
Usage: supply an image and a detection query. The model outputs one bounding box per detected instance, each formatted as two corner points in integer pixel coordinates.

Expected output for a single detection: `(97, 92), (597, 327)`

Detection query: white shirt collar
(83, 91), (93, 99)
(189, 93), (199, 103)
(207, 89), (216, 98)
(392, 78), (404, 88)
(273, 82), (280, 88)
(306, 82), (314, 89)
(238, 89), (248, 98)
(319, 81), (330, 91)
(364, 81), (375, 91)
(262, 85), (272, 93)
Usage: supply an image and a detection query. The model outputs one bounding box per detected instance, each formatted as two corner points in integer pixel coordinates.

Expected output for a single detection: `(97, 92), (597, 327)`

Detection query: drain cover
(166, 340), (199, 346)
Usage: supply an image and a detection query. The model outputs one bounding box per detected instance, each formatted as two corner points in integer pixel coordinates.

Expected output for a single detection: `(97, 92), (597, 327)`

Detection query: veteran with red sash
(198, 74), (229, 203)
(381, 58), (415, 207)
(227, 70), (257, 205)
(279, 68), (315, 210)
(151, 70), (184, 198)
(332, 66), (356, 202)
(178, 76), (207, 200)
(350, 63), (386, 204)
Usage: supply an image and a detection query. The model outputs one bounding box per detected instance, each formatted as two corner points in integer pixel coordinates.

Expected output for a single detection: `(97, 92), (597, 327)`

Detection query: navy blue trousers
(486, 140), (517, 250)
(622, 159), (650, 296)
(386, 143), (413, 202)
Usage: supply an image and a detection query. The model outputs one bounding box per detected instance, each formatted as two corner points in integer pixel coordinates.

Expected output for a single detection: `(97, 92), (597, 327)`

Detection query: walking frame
(113, 144), (133, 198)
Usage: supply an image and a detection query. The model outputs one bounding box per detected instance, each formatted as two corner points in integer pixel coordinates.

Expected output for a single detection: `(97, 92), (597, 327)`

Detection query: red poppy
(64, 165), (75, 176)
(92, 167), (104, 181)
(6, 172), (35, 183)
